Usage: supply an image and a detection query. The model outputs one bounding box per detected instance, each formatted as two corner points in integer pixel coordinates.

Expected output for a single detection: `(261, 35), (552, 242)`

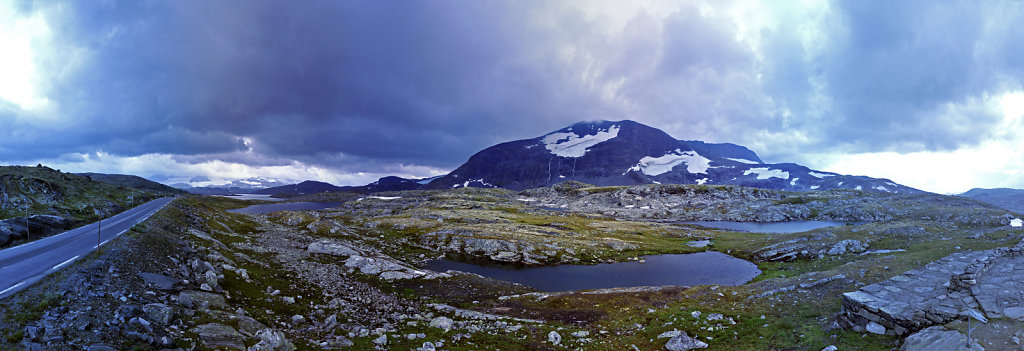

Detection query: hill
(76, 172), (187, 195)
(960, 188), (1024, 213)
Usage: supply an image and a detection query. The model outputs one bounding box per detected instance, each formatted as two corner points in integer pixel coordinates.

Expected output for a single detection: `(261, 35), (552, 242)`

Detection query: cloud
(2, 0), (1024, 193)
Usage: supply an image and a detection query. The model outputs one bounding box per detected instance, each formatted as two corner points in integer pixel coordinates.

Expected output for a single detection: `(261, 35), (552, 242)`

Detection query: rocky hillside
(0, 165), (171, 247)
(419, 120), (920, 193)
(959, 187), (1024, 213)
(76, 172), (187, 195)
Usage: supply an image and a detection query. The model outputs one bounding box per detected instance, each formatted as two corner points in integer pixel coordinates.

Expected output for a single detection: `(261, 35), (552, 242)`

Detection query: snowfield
(626, 149), (711, 176)
(743, 167), (790, 180)
(542, 125), (621, 157)
(725, 157), (760, 164)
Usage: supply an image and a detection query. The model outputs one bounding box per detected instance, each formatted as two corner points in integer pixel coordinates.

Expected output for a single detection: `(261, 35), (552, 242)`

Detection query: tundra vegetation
(1, 182), (1021, 350)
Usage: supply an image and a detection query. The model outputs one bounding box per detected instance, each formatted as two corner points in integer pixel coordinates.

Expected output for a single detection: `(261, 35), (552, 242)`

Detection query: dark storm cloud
(4, 0), (1024, 177)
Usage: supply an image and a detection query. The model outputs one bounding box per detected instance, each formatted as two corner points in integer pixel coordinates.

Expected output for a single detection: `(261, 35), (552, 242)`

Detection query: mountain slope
(0, 165), (168, 247)
(960, 188), (1024, 213)
(76, 172), (187, 195)
(254, 180), (346, 196)
(425, 120), (920, 193)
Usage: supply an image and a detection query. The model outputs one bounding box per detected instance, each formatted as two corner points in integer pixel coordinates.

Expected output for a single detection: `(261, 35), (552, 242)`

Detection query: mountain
(959, 188), (1024, 213)
(76, 172), (187, 195)
(422, 120), (920, 193)
(171, 177), (294, 195)
(254, 180), (346, 196)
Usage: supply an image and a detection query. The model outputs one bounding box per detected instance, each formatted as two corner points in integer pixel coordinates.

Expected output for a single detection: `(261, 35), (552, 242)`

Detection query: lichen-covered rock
(664, 332), (708, 350)
(307, 239), (359, 257)
(193, 323), (245, 350)
(142, 303), (174, 325)
(247, 329), (296, 351)
(827, 239), (867, 256)
(900, 326), (983, 351)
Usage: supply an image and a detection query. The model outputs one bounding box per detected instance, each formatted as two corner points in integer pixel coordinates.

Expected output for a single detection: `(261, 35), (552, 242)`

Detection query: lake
(228, 201), (343, 214)
(424, 251), (761, 292)
(215, 194), (285, 201)
(682, 220), (848, 233)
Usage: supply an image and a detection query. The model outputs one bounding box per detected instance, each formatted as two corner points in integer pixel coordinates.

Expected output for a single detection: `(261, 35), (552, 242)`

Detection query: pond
(228, 201), (343, 214)
(424, 251), (760, 292)
(682, 220), (849, 233)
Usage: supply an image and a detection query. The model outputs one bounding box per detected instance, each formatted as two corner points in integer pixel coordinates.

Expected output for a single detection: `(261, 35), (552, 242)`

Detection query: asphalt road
(0, 197), (175, 300)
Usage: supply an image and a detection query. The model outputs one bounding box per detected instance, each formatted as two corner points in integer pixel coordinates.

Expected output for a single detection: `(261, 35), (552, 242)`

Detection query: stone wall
(837, 239), (1024, 336)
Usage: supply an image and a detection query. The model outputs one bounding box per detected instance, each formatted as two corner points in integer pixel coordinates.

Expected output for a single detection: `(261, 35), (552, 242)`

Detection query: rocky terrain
(2, 182), (1023, 350)
(0, 165), (175, 248)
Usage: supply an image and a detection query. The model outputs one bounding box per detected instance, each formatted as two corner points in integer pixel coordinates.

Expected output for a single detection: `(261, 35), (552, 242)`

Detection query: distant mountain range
(959, 188), (1024, 213)
(247, 120), (921, 196)
(169, 177), (293, 195)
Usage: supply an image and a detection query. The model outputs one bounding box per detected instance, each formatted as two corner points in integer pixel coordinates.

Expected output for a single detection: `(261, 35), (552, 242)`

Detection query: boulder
(193, 323), (245, 350)
(664, 332), (708, 350)
(548, 331), (561, 345)
(827, 240), (868, 256)
(178, 291), (228, 310)
(900, 326), (984, 351)
(142, 303), (175, 325)
(139, 272), (178, 291)
(429, 316), (454, 331)
(307, 239), (360, 257)
(247, 329), (296, 351)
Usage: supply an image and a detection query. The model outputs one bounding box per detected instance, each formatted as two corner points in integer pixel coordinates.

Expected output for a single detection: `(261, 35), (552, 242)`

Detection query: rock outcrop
(837, 239), (1024, 336)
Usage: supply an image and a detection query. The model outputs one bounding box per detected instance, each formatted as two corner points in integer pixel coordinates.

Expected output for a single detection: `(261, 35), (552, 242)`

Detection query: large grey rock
(664, 332), (708, 350)
(866, 321), (886, 335)
(548, 331), (561, 345)
(193, 323), (245, 350)
(178, 291), (228, 310)
(142, 303), (174, 325)
(827, 239), (867, 255)
(344, 255), (407, 275)
(307, 239), (360, 257)
(236, 315), (269, 337)
(429, 316), (454, 331)
(139, 272), (178, 291)
(900, 326), (984, 351)
(247, 329), (296, 351)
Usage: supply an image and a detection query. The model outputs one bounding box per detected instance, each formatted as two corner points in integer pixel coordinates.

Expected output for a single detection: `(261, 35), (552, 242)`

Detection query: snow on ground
(626, 149), (711, 176)
(1012, 218), (1022, 227)
(790, 177), (799, 186)
(743, 167), (789, 180)
(451, 178), (496, 188)
(696, 178), (709, 185)
(873, 185), (889, 192)
(855, 185), (863, 191)
(542, 125), (620, 157)
(808, 172), (835, 178)
(725, 157), (760, 164)
(810, 185), (820, 190)
(356, 196), (402, 202)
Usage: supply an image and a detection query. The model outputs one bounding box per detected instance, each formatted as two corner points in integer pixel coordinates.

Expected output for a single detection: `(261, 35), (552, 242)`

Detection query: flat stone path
(838, 240), (1024, 336)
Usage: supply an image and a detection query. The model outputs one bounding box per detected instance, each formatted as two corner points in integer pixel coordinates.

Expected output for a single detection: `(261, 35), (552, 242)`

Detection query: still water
(424, 251), (760, 292)
(683, 220), (847, 233)
(228, 201), (343, 214)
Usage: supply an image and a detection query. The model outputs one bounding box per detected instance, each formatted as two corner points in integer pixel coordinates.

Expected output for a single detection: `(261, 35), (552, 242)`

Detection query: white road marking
(52, 255), (80, 270)
(0, 282), (25, 296)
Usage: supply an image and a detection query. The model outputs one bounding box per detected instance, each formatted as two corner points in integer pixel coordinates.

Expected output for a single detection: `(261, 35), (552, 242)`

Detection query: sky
(1, 0), (1023, 194)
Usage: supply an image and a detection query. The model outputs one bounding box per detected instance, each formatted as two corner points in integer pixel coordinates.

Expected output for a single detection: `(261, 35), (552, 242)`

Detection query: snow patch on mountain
(726, 157), (760, 164)
(873, 185), (889, 192)
(626, 149), (711, 176)
(743, 167), (789, 180)
(808, 172), (834, 178)
(790, 178), (799, 186)
(542, 125), (620, 158)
